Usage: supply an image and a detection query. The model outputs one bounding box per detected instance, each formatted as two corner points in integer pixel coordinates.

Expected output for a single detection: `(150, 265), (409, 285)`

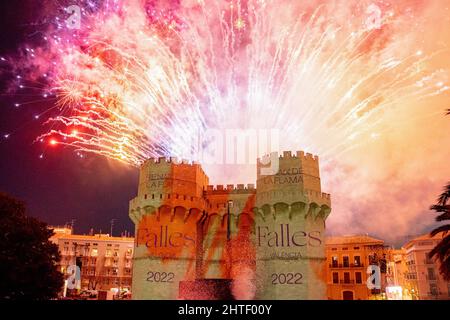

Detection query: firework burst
(7, 0), (450, 166)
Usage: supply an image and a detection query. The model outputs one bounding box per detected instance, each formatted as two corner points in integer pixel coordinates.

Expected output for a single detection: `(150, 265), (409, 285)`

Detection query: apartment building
(325, 235), (391, 300)
(403, 233), (450, 300)
(50, 226), (134, 292)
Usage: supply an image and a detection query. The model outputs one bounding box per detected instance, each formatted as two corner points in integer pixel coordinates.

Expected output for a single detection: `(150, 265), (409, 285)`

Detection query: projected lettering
(257, 224), (322, 247)
(262, 168), (303, 185)
(139, 226), (195, 248)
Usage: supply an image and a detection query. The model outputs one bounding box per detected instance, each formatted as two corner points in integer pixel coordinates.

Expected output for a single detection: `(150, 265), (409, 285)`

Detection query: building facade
(129, 151), (331, 300)
(50, 227), (134, 293)
(325, 235), (391, 300)
(403, 233), (450, 300)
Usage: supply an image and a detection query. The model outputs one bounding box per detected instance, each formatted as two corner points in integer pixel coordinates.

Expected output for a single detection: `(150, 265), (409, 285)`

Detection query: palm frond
(430, 225), (450, 237)
(430, 204), (450, 214)
(436, 183), (450, 206)
(429, 234), (450, 259)
(435, 211), (450, 222)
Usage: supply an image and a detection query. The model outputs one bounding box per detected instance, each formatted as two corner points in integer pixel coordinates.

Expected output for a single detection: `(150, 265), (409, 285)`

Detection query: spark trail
(9, 0), (450, 165)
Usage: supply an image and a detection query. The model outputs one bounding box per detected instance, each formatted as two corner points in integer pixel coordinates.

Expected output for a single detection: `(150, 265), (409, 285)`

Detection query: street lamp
(227, 200), (234, 241)
(226, 200), (234, 280)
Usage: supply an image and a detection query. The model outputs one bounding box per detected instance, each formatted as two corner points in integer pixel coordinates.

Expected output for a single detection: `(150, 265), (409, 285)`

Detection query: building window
(332, 256), (338, 267)
(353, 247), (359, 250)
(425, 253), (434, 264)
(354, 256), (361, 267)
(430, 283), (438, 296)
(332, 272), (339, 284)
(91, 248), (98, 257)
(126, 248), (133, 257)
(355, 272), (362, 284)
(343, 272), (350, 284)
(343, 256), (349, 267)
(427, 268), (436, 281)
(106, 249), (112, 257)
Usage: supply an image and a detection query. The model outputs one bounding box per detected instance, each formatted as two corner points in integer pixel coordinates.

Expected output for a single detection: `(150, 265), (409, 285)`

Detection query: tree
(0, 192), (63, 300)
(429, 184), (450, 280)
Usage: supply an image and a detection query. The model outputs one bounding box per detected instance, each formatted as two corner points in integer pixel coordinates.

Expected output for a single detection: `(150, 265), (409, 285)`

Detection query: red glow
(49, 139), (58, 146)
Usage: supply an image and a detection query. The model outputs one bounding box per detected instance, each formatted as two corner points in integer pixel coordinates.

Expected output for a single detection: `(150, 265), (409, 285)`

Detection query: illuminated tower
(129, 151), (331, 300)
(129, 158), (208, 300)
(255, 151), (331, 299)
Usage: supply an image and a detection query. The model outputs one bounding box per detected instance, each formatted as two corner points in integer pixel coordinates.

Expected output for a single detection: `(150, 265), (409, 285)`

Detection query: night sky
(1, 1), (449, 246)
(0, 1), (137, 236)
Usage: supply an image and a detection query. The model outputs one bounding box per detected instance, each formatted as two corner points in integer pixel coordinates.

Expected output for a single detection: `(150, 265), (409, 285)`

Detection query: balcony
(339, 280), (355, 284)
(329, 263), (364, 269)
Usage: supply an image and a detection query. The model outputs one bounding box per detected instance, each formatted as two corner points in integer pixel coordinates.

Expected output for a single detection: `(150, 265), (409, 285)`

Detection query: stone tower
(129, 151), (331, 300)
(129, 158), (209, 299)
(254, 151), (331, 299)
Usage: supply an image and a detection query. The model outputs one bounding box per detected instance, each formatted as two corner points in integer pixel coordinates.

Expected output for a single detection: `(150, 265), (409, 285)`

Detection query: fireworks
(9, 0), (450, 166)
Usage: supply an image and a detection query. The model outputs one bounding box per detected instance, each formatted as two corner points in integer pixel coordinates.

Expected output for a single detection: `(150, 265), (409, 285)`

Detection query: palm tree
(428, 109), (450, 280)
(429, 183), (450, 280)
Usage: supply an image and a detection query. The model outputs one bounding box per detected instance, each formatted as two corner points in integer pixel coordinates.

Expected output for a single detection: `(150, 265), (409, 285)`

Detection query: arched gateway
(129, 151), (331, 299)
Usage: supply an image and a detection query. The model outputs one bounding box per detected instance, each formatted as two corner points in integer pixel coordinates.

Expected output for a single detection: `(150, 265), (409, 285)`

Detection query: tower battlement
(142, 156), (201, 166)
(257, 150), (319, 165)
(204, 184), (256, 194)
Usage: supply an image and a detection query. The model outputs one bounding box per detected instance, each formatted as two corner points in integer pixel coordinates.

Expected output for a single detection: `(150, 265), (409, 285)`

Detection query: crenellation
(141, 156), (210, 166)
(305, 152), (314, 159)
(257, 151), (278, 165)
(257, 150), (321, 166)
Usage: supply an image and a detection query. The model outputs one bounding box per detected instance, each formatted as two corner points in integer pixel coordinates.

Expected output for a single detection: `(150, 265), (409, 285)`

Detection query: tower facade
(255, 151), (331, 299)
(129, 151), (331, 300)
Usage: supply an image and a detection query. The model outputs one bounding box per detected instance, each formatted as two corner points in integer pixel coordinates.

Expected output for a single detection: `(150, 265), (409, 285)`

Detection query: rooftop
(325, 234), (384, 246)
(403, 232), (446, 249)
